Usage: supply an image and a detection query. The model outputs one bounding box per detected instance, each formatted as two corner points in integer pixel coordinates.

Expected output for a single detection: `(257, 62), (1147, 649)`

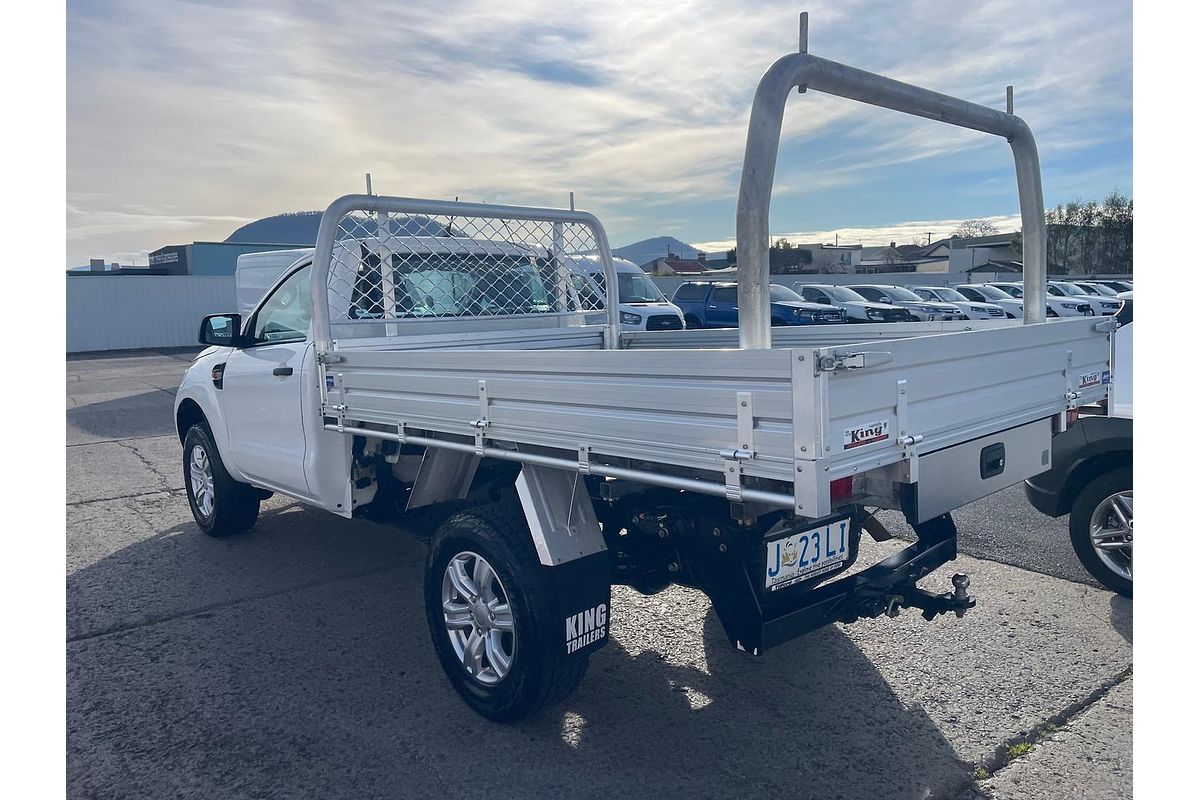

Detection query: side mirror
(878, 296), (891, 303)
(199, 313), (243, 347)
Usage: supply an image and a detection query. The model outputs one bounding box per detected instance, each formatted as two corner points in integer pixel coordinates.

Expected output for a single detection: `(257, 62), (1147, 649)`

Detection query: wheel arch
(175, 398), (207, 444)
(1056, 449), (1132, 517)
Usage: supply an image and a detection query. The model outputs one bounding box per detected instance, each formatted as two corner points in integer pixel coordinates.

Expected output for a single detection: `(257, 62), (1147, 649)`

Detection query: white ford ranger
(173, 41), (1113, 721)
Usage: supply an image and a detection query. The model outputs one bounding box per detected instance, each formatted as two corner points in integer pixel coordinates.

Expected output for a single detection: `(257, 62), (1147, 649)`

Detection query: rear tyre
(183, 424), (261, 537)
(425, 503), (589, 722)
(1069, 467), (1132, 597)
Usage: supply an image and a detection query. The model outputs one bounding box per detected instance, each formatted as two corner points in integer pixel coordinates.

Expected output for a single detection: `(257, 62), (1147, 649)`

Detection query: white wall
(67, 276), (237, 353)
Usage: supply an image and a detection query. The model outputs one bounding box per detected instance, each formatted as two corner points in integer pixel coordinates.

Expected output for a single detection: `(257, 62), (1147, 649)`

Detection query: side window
(673, 283), (708, 302)
(855, 287), (882, 301)
(712, 287), (737, 304)
(252, 265), (312, 344)
(960, 288), (980, 301)
(801, 288), (829, 304)
(914, 289), (933, 300)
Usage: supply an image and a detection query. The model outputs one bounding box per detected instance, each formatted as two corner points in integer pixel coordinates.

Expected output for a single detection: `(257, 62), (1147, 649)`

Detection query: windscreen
(769, 285), (805, 302)
(932, 287), (969, 302)
(973, 285), (1013, 301)
(827, 286), (868, 302)
(591, 271), (667, 303)
(881, 286), (922, 302)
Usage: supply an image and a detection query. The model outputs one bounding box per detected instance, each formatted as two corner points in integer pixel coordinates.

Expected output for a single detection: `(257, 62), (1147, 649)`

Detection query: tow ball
(883, 573), (976, 621)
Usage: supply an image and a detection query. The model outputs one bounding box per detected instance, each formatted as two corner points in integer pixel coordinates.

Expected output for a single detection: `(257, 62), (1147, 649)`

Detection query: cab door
(220, 264), (313, 497)
(707, 285), (739, 328)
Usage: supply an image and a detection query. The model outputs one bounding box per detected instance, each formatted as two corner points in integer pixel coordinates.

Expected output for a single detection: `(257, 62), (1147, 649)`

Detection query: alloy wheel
(189, 444), (215, 519)
(441, 551), (517, 685)
(1089, 490), (1132, 581)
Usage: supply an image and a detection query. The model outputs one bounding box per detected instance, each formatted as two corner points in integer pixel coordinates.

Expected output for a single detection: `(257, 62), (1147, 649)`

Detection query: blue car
(671, 282), (846, 329)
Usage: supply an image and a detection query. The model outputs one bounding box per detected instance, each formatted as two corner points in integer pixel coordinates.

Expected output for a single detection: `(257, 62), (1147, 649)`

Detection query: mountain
(224, 211), (447, 244)
(224, 212), (322, 244)
(613, 236), (703, 266)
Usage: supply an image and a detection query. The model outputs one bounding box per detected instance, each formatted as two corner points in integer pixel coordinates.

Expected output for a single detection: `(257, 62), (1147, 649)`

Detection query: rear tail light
(1066, 408), (1080, 426)
(830, 476), (854, 505)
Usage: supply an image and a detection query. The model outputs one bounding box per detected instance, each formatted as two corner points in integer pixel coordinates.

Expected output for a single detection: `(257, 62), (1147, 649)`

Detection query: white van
(235, 249), (313, 313)
(565, 255), (685, 331)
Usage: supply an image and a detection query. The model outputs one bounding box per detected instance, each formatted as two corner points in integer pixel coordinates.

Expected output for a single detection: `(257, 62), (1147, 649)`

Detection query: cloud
(66, 0), (1131, 265)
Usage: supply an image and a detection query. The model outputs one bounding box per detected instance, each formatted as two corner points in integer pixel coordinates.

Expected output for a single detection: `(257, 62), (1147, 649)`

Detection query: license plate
(764, 518), (851, 591)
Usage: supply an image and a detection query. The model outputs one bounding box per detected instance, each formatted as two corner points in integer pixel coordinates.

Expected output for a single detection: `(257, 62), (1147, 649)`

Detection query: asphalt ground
(67, 348), (1132, 799)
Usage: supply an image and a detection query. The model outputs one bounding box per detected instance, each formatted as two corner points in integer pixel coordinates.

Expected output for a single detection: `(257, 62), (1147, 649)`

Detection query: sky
(66, 0), (1132, 266)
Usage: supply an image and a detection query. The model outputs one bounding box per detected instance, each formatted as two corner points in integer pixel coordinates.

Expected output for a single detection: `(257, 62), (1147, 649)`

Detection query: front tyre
(425, 504), (589, 722)
(182, 424), (261, 537)
(1069, 467), (1132, 597)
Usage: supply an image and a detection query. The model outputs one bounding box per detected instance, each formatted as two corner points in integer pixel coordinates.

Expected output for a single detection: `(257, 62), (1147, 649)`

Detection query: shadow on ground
(68, 390), (180, 442)
(68, 504), (972, 800)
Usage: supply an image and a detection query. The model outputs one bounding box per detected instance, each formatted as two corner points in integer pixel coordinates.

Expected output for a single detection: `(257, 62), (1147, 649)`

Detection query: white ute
(566, 255), (685, 331)
(174, 36), (1113, 722)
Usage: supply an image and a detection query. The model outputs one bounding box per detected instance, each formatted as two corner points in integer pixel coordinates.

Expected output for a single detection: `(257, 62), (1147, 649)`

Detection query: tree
(952, 219), (999, 238)
(724, 241), (814, 273)
(1015, 191), (1132, 275)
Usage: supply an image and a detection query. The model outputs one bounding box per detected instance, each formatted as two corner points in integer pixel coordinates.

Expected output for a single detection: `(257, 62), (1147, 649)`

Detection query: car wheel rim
(442, 551), (516, 685)
(1089, 490), (1132, 582)
(189, 444), (215, 519)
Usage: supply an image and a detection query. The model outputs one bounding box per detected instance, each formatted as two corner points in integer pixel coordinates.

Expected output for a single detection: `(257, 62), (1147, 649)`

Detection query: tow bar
(882, 573), (976, 621)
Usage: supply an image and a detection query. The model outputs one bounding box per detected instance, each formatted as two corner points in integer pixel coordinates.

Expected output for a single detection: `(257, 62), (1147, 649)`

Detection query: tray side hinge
(896, 379), (922, 474)
(718, 391), (757, 502)
(471, 379), (490, 454)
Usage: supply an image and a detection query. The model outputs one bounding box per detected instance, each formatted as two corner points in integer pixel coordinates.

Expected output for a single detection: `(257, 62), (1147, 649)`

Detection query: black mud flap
(546, 551), (612, 661)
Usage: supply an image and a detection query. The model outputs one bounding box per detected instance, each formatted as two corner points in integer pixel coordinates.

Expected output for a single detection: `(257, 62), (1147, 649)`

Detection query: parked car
(1052, 281), (1120, 315)
(796, 284), (911, 322)
(848, 284), (967, 321)
(671, 281), (846, 328)
(1075, 281), (1121, 298)
(1070, 283), (1123, 314)
(910, 286), (1006, 320)
(987, 282), (1095, 318)
(1025, 297), (1132, 596)
(566, 255), (685, 331)
(953, 284), (1026, 318)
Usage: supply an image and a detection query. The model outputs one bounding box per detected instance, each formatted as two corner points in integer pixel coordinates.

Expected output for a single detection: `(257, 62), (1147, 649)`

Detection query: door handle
(273, 366), (294, 377)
